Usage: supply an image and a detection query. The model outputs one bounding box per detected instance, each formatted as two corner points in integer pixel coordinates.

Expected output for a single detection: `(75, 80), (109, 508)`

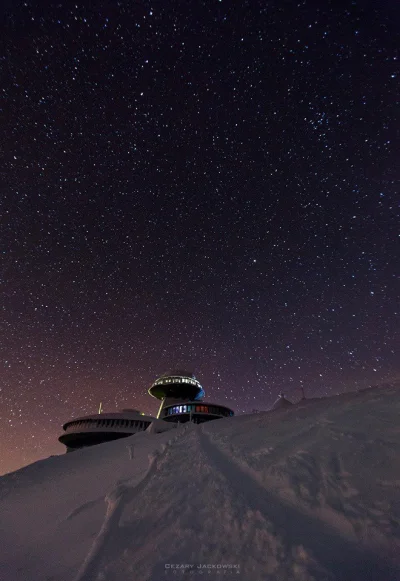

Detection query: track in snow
(198, 425), (400, 581)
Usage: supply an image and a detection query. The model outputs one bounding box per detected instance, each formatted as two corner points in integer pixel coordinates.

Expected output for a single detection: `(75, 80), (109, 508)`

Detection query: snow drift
(1, 385), (400, 581)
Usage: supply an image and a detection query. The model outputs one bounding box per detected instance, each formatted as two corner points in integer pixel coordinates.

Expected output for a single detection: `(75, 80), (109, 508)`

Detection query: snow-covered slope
(1, 386), (400, 581)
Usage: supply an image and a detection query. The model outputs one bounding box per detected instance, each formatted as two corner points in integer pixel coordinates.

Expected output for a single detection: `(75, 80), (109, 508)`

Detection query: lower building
(58, 409), (173, 452)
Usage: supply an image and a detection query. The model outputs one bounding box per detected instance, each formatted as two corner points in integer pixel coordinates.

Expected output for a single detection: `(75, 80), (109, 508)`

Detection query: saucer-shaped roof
(149, 373), (204, 400)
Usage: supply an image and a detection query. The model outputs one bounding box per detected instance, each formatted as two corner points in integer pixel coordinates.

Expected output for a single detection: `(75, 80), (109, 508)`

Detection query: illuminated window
(183, 405), (187, 412)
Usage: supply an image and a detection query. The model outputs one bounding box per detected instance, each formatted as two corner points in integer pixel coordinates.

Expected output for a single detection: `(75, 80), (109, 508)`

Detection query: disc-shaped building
(58, 409), (162, 452)
(148, 370), (234, 424)
(58, 371), (234, 452)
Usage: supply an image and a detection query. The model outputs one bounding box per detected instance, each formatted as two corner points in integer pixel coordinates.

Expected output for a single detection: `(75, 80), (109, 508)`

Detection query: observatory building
(58, 371), (234, 452)
(149, 370), (234, 424)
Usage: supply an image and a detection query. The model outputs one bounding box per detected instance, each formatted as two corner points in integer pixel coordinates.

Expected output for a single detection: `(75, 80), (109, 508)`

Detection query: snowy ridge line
(197, 426), (400, 581)
(73, 422), (192, 581)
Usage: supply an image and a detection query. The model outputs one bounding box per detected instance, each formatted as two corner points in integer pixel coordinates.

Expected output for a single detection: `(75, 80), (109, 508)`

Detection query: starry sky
(1, 0), (399, 475)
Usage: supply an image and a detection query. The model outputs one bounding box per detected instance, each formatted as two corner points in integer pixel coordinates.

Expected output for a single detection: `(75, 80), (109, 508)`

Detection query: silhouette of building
(149, 370), (234, 424)
(270, 393), (293, 411)
(59, 371), (234, 452)
(58, 409), (174, 453)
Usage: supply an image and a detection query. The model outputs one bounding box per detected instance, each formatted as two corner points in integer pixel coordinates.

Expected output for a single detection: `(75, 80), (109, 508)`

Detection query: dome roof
(162, 370), (195, 378)
(270, 393), (293, 411)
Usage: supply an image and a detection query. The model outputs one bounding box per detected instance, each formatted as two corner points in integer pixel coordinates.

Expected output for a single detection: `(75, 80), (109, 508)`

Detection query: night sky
(1, 0), (399, 475)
